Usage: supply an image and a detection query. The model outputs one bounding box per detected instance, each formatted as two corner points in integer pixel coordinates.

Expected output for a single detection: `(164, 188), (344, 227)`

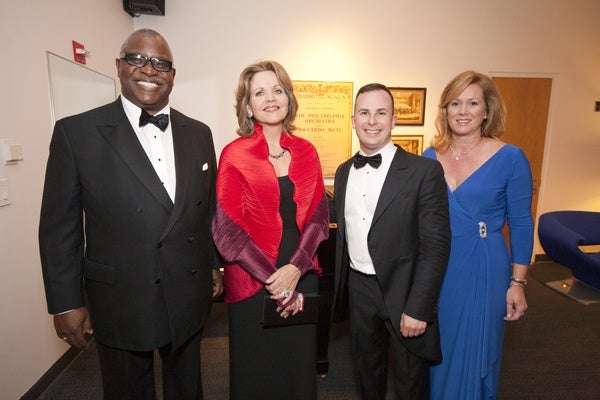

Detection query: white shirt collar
(120, 96), (170, 129)
(358, 140), (396, 161)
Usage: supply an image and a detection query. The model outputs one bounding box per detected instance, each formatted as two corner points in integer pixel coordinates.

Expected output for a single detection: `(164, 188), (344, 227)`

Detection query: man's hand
(212, 268), (224, 297)
(54, 307), (93, 349)
(400, 313), (427, 337)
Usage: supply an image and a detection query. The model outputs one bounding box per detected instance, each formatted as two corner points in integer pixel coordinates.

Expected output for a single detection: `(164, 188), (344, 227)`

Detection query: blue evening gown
(423, 144), (533, 399)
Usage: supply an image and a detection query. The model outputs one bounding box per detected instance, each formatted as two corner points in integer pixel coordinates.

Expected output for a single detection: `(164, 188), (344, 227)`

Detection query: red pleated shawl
(212, 124), (329, 303)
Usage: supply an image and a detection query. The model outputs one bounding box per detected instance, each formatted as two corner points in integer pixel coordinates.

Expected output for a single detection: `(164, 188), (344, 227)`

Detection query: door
(492, 77), (552, 226)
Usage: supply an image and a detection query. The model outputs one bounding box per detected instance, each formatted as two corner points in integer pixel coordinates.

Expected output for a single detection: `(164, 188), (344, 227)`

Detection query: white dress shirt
(344, 141), (397, 275)
(121, 96), (177, 202)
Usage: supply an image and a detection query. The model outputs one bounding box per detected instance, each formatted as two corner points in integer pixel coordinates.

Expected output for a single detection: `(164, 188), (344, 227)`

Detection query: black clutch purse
(261, 293), (320, 327)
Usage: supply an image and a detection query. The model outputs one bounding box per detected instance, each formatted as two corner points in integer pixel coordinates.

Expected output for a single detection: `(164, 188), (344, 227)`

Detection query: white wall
(0, 1), (132, 398)
(139, 0), (600, 230)
(1, 0), (599, 398)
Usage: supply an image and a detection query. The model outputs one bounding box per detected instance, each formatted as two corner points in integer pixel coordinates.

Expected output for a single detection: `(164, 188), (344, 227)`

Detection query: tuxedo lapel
(160, 112), (194, 239)
(97, 101), (173, 212)
(371, 147), (412, 226)
(335, 160), (353, 235)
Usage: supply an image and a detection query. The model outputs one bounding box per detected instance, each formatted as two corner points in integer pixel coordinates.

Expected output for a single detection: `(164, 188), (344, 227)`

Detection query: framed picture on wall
(387, 87), (426, 126)
(392, 134), (424, 155)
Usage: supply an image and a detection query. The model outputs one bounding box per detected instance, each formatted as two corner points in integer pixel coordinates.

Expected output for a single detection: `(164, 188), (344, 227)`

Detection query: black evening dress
(228, 175), (319, 400)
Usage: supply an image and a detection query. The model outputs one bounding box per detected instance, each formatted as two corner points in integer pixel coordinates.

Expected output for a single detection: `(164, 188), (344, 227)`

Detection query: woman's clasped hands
(265, 263), (303, 318)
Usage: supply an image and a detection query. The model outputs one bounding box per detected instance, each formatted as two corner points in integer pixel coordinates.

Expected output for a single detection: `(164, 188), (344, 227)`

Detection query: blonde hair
(431, 70), (506, 151)
(234, 60), (298, 137)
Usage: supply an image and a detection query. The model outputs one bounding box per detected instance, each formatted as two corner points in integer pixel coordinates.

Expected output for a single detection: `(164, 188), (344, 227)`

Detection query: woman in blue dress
(423, 70), (534, 399)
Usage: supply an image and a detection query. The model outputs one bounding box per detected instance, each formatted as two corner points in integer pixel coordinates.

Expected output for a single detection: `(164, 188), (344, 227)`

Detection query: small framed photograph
(392, 134), (424, 155)
(388, 87), (426, 126)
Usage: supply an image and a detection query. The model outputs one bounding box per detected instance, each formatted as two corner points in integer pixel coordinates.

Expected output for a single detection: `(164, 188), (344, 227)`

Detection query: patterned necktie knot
(139, 109), (169, 131)
(353, 152), (382, 169)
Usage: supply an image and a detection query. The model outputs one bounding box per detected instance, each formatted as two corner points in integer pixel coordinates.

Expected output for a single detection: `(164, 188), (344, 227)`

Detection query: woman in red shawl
(211, 60), (329, 399)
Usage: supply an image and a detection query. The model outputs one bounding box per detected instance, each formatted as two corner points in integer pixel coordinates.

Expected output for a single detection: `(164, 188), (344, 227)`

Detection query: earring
(248, 111), (253, 118)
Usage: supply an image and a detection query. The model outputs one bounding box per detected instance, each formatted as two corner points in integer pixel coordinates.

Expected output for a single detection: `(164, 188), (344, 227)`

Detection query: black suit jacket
(332, 146), (450, 361)
(39, 98), (218, 351)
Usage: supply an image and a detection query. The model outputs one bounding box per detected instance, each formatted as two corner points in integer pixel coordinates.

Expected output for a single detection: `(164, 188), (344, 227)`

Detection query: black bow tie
(353, 152), (382, 169)
(139, 109), (169, 131)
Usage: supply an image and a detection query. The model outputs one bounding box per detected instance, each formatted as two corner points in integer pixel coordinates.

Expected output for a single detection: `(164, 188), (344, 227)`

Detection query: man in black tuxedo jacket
(39, 29), (222, 400)
(332, 83), (450, 399)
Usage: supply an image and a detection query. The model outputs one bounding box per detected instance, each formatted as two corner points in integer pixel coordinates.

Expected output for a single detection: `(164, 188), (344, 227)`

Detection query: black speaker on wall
(123, 0), (165, 17)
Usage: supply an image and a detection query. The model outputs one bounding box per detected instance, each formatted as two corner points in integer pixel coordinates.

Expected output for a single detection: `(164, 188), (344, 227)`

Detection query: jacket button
(157, 243), (163, 249)
(188, 236), (195, 242)
(154, 279), (161, 284)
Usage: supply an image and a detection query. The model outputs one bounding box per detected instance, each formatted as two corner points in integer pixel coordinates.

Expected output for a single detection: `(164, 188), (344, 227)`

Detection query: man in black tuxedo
(332, 83), (450, 399)
(39, 29), (222, 400)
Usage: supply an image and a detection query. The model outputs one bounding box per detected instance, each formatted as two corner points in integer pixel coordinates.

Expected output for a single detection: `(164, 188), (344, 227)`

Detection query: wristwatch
(510, 276), (528, 286)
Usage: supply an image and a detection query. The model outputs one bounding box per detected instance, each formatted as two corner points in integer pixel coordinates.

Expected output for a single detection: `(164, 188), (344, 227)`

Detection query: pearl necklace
(449, 139), (482, 160)
(269, 149), (288, 159)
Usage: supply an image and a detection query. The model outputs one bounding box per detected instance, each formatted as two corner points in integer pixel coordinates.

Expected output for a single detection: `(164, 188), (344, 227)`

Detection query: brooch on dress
(478, 221), (488, 238)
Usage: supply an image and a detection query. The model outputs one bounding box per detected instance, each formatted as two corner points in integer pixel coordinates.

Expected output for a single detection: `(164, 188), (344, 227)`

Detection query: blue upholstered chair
(538, 211), (600, 289)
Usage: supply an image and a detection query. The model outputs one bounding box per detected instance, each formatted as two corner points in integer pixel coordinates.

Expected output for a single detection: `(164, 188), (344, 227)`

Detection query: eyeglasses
(120, 53), (173, 72)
